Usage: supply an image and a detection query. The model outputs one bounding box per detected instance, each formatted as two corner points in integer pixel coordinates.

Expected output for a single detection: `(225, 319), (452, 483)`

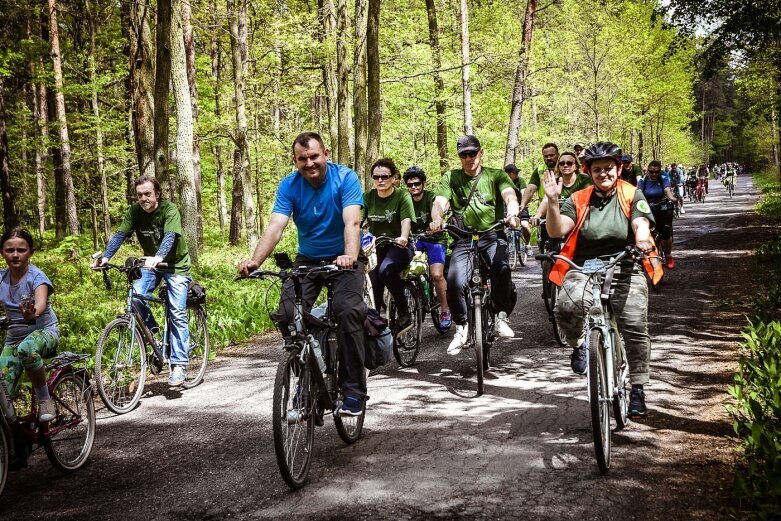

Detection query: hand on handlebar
(335, 254), (356, 268)
(395, 236), (409, 248)
(143, 256), (164, 269)
(635, 240), (655, 255)
(429, 219), (444, 233)
(503, 214), (520, 229)
(90, 251), (108, 270)
(529, 215), (541, 228)
(237, 259), (260, 277)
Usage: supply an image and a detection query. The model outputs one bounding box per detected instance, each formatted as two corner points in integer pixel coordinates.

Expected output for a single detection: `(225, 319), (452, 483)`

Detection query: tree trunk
(504, 0), (537, 166)
(0, 79), (18, 231)
(210, 0), (228, 235)
(228, 0), (257, 246)
(34, 81), (48, 238)
(424, 0), (448, 172)
(367, 0), (380, 166)
(182, 0), (203, 246)
(772, 108), (780, 168)
(335, 0), (350, 164)
(46, 85), (66, 239)
(229, 148), (243, 244)
(87, 4), (111, 241)
(170, 0), (199, 264)
(127, 0), (156, 178)
(353, 0), (368, 181)
(154, 0), (172, 180)
(48, 0), (79, 235)
(458, 0), (473, 135)
(318, 0), (339, 152)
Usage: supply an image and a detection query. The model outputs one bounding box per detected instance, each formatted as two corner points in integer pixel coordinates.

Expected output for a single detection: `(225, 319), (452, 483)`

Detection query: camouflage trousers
(554, 267), (651, 385)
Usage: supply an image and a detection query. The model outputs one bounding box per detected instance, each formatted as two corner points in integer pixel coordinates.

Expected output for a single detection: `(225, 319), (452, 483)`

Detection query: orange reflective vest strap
(548, 181), (663, 286)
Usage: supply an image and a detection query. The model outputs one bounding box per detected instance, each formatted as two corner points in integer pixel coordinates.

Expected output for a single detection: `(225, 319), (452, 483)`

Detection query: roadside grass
(729, 167), (781, 518)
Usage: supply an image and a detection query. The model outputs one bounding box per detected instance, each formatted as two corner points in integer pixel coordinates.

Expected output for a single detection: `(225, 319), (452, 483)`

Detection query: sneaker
(168, 365), (186, 387)
(570, 344), (587, 375)
(447, 324), (468, 355)
(665, 255), (675, 270)
(337, 395), (363, 417)
(38, 399), (55, 422)
(439, 310), (452, 330)
(495, 311), (514, 338)
(680, 208), (686, 214)
(396, 310), (412, 333)
(526, 245), (534, 257)
(629, 387), (647, 417)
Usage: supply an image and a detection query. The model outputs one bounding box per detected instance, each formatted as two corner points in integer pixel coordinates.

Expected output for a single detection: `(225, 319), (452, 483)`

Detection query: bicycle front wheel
(44, 372), (96, 472)
(392, 282), (423, 367)
(588, 329), (611, 473)
(507, 237), (518, 271)
(473, 293), (485, 396)
(518, 234), (528, 267)
(272, 349), (315, 489)
(549, 286), (567, 347)
(182, 305), (209, 389)
(95, 318), (147, 414)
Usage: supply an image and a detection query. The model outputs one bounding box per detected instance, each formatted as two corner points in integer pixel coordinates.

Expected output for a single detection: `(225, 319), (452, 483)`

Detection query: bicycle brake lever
(103, 270), (113, 291)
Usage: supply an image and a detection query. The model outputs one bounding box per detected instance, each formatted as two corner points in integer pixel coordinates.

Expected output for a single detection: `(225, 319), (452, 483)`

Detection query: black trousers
(272, 257), (368, 399)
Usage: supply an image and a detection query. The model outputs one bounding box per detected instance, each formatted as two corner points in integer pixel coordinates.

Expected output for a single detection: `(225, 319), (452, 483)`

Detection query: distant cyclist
(639, 160), (678, 269)
(504, 163), (533, 256)
(620, 154), (641, 186)
(530, 150), (592, 228)
(403, 165), (451, 330)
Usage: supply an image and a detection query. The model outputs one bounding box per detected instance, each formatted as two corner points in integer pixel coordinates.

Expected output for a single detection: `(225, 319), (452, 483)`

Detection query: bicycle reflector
(471, 273), (481, 284)
(588, 305), (603, 318)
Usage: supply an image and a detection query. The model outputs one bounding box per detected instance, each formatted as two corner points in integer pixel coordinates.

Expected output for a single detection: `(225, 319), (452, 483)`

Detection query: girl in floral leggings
(0, 228), (59, 422)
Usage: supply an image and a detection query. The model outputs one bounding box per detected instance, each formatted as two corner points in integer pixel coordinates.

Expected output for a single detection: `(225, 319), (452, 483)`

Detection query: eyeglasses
(372, 174), (393, 181)
(558, 161), (575, 167)
(458, 151), (479, 159)
(406, 182), (422, 188)
(647, 169), (661, 174)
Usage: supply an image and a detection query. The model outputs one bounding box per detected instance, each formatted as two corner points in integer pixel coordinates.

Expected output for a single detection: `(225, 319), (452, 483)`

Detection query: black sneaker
(396, 311), (412, 332)
(629, 388), (647, 418)
(570, 344), (587, 375)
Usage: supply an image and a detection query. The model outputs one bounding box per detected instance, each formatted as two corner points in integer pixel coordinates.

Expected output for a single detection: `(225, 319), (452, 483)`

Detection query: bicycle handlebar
(92, 258), (170, 290)
(235, 262), (345, 282)
(0, 316), (37, 329)
(534, 246), (658, 272)
(441, 221), (504, 238)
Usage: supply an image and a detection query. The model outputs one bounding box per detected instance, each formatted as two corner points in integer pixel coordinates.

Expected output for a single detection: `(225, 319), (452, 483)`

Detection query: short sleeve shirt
(0, 265), (59, 345)
(560, 188), (655, 265)
(272, 162), (364, 260)
(621, 165), (642, 186)
(117, 200), (191, 275)
(363, 188), (415, 238)
(637, 176), (670, 205)
(435, 167), (514, 230)
(560, 174), (593, 200)
(410, 190), (447, 245)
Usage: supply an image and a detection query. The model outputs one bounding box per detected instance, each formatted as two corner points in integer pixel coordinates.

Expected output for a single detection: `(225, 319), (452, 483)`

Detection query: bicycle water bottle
(420, 275), (431, 301)
(308, 335), (327, 373)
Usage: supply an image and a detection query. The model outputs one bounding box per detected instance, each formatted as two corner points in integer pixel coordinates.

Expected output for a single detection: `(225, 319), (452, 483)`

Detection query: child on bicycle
(0, 228), (59, 422)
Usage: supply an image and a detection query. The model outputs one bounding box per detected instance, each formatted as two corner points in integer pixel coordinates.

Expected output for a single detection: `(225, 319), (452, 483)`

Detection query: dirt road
(2, 176), (763, 520)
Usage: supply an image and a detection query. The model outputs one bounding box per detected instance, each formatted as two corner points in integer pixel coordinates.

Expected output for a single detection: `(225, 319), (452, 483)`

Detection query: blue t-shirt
(272, 162), (364, 260)
(638, 176), (670, 204)
(0, 265), (59, 345)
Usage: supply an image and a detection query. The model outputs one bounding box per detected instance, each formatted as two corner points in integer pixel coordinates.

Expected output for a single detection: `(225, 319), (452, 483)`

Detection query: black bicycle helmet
(582, 141), (623, 167)
(403, 166), (426, 182)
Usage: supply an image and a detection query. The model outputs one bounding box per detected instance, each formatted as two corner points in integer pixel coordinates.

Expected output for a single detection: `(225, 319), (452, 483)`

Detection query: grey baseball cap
(456, 135), (481, 154)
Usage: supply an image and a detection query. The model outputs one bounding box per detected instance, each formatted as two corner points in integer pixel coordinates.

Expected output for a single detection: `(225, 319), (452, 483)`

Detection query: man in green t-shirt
(430, 135), (521, 355)
(504, 164), (532, 256)
(519, 142), (559, 211)
(402, 166), (451, 330)
(92, 176), (192, 387)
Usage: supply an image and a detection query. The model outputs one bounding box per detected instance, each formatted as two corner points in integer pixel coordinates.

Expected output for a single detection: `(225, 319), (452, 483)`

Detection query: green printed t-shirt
(560, 174), (593, 200)
(510, 176), (527, 198)
(410, 190), (447, 245)
(560, 188), (655, 265)
(436, 167), (514, 231)
(117, 200), (191, 275)
(363, 188), (415, 238)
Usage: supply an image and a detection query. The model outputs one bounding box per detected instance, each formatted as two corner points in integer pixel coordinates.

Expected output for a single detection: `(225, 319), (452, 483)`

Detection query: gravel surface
(1, 176), (762, 520)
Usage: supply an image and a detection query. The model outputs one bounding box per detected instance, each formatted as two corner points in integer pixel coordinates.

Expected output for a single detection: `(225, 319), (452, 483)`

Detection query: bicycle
(443, 222), (505, 396)
(238, 253), (364, 488)
(537, 247), (658, 473)
(92, 257), (209, 414)
(0, 317), (95, 497)
(726, 175), (735, 198)
(537, 220), (567, 347)
(506, 227), (528, 270)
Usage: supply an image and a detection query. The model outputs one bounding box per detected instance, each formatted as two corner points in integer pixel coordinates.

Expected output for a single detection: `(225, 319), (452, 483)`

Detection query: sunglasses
(458, 151), (479, 159)
(647, 169), (661, 174)
(558, 161), (576, 167)
(372, 174), (393, 181)
(406, 182), (422, 188)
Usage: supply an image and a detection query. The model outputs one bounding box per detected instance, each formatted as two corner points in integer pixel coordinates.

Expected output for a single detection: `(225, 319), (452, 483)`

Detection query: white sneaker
(680, 208), (686, 214)
(447, 325), (468, 355)
(495, 311), (514, 338)
(38, 399), (55, 422)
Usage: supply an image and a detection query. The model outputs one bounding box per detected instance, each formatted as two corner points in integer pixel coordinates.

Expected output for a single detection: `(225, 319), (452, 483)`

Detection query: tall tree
(154, 0), (172, 181)
(210, 0), (228, 235)
(182, 0), (203, 245)
(47, 0), (79, 235)
(318, 0), (339, 152)
(424, 0), (448, 172)
(353, 0), (368, 181)
(228, 0), (257, 246)
(0, 79), (18, 231)
(335, 0), (350, 164)
(126, 0), (155, 178)
(504, 0), (537, 165)
(366, 0), (380, 166)
(458, 0), (473, 135)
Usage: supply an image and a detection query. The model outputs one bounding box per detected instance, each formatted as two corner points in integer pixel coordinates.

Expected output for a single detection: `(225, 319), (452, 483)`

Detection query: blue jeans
(132, 270), (191, 366)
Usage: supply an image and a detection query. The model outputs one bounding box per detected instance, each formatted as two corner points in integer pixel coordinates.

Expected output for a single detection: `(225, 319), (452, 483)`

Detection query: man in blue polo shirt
(238, 132), (367, 416)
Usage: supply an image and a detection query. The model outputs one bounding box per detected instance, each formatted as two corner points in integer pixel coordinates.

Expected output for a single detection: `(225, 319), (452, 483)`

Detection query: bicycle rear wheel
(95, 318), (147, 414)
(473, 293), (485, 396)
(182, 305), (209, 389)
(272, 349), (314, 489)
(541, 261), (555, 316)
(588, 329), (611, 473)
(44, 372), (96, 472)
(391, 282), (423, 367)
